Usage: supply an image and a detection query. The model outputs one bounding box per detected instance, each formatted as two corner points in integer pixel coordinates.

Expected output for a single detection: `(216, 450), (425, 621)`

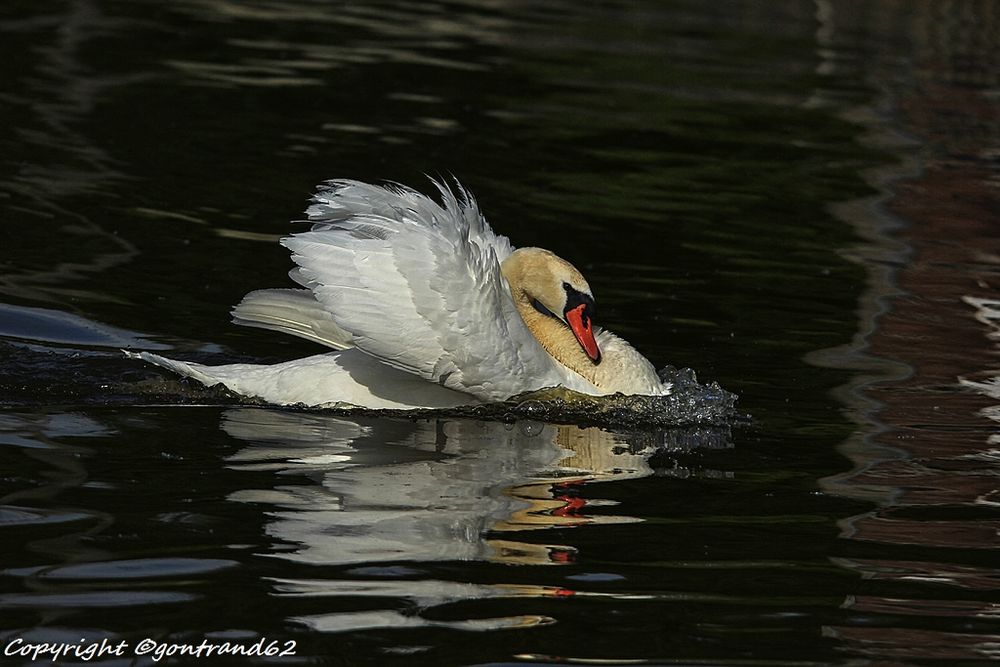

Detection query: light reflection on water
(219, 408), (730, 634)
(805, 3), (1000, 662)
(1, 405), (735, 646)
(224, 409), (714, 566)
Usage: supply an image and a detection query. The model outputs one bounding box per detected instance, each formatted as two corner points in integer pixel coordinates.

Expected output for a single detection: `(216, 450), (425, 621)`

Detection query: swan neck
(502, 251), (601, 386)
(517, 298), (600, 383)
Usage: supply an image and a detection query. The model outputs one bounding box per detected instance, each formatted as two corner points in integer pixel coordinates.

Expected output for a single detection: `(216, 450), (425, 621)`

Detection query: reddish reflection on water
(820, 1), (1000, 659)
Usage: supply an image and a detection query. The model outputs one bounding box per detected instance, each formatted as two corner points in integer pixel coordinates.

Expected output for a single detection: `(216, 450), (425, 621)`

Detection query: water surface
(2, 1), (999, 665)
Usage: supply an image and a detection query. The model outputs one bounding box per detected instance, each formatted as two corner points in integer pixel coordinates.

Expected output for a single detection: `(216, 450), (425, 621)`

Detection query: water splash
(382, 364), (740, 428)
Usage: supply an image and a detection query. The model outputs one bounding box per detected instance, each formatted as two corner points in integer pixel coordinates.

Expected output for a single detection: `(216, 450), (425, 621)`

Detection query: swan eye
(562, 286), (596, 323)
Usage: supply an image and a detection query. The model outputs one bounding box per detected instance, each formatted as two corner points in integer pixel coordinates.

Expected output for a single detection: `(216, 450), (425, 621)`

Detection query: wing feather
(231, 288), (354, 350)
(281, 179), (581, 400)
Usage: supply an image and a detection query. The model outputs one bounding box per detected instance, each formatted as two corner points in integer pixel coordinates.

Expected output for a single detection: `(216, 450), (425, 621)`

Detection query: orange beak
(565, 303), (601, 363)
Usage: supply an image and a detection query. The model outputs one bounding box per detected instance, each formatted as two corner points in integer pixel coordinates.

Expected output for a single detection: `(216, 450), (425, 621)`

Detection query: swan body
(133, 179), (669, 409)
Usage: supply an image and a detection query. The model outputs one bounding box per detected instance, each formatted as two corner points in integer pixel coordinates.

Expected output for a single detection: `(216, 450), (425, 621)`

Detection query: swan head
(501, 247), (602, 364)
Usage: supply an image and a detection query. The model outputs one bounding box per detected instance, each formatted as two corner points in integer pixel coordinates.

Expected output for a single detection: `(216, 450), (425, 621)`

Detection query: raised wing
(281, 179), (583, 400)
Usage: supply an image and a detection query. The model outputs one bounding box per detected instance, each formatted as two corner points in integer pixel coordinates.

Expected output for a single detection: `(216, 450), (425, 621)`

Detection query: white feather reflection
(220, 408), (730, 633)
(222, 409), (659, 566)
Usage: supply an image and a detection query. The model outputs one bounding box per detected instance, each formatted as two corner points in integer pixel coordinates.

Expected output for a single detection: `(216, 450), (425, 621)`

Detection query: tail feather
(124, 350), (223, 387)
(231, 288), (354, 350)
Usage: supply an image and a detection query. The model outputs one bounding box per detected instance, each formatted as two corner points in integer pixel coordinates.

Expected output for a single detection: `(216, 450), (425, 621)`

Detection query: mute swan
(130, 179), (669, 409)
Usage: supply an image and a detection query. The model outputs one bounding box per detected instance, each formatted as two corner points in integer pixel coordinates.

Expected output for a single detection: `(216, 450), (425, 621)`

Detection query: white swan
(131, 179), (669, 409)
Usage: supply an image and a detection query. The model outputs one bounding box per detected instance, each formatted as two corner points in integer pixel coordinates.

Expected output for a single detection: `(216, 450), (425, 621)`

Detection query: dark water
(2, 1), (999, 665)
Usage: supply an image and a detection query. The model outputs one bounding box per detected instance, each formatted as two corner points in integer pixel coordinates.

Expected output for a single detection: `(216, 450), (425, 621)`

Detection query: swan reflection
(223, 409), (660, 565)
(220, 408), (731, 632)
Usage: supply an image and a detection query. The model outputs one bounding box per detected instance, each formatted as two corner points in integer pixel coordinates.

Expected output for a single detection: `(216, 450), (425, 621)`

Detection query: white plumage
(132, 179), (669, 409)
